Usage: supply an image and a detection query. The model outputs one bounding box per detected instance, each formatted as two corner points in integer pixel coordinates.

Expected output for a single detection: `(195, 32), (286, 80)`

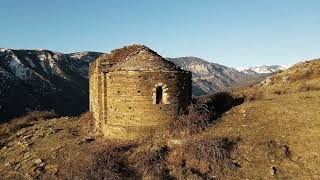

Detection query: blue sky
(1, 0), (320, 67)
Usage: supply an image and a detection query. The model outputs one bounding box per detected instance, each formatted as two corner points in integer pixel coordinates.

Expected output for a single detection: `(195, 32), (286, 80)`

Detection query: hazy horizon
(1, 0), (320, 67)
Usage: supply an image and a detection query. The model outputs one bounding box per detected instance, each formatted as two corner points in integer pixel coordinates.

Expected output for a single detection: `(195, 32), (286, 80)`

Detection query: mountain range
(0, 48), (284, 121)
(0, 48), (101, 121)
(167, 57), (285, 95)
(236, 65), (286, 75)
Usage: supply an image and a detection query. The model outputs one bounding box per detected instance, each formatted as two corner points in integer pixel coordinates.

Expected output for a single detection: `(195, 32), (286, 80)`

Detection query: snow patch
(38, 53), (47, 61)
(25, 57), (36, 67)
(40, 61), (48, 74)
(48, 54), (55, 68)
(7, 54), (30, 80)
(49, 60), (54, 68)
(53, 54), (61, 61)
(38, 53), (51, 73)
(69, 52), (97, 62)
(0, 48), (10, 52)
(70, 52), (89, 59)
(236, 65), (287, 74)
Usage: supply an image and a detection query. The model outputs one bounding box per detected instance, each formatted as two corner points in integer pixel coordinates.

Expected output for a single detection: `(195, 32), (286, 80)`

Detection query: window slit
(156, 86), (163, 104)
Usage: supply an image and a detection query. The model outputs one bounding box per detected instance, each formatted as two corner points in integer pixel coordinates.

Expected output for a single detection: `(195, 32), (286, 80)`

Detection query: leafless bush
(170, 92), (243, 136)
(86, 142), (175, 179)
(273, 90), (285, 95)
(128, 144), (173, 179)
(86, 143), (139, 180)
(170, 103), (210, 136)
(194, 92), (235, 115)
(244, 90), (264, 102)
(78, 111), (94, 128)
(181, 137), (238, 178)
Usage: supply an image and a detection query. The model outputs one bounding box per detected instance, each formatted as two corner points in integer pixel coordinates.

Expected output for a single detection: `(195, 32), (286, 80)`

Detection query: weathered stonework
(89, 45), (192, 139)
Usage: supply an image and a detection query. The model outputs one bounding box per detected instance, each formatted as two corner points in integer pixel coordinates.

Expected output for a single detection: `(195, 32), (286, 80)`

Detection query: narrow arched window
(156, 86), (163, 104)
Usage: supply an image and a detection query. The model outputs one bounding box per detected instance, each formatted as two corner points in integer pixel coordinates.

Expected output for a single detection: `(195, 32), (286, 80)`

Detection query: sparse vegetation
(128, 144), (172, 179)
(170, 92), (244, 136)
(298, 83), (320, 92)
(78, 111), (95, 128)
(86, 142), (139, 180)
(180, 137), (239, 178)
(0, 111), (57, 140)
(170, 103), (210, 136)
(1, 60), (320, 179)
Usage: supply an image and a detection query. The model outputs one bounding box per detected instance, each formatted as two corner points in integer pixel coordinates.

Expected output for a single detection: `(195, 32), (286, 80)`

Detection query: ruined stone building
(89, 45), (192, 139)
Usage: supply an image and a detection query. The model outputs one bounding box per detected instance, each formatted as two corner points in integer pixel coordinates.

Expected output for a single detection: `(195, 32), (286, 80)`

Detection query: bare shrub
(194, 92), (235, 117)
(266, 140), (292, 160)
(273, 90), (283, 95)
(86, 143), (139, 180)
(170, 103), (209, 136)
(79, 111), (94, 128)
(181, 137), (239, 178)
(245, 90), (264, 102)
(128, 144), (172, 179)
(170, 92), (243, 136)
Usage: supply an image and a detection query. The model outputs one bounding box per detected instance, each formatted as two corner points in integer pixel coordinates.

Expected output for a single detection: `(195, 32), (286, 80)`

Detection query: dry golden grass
(204, 90), (320, 179)
(1, 59), (319, 179)
(0, 111), (57, 140)
(202, 60), (320, 178)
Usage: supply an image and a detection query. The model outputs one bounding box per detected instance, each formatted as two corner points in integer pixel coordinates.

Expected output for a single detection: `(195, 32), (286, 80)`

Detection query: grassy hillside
(0, 60), (319, 179)
(218, 59), (320, 178)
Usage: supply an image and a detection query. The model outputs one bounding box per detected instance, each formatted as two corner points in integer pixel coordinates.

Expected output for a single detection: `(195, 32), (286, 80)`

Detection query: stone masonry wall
(89, 61), (104, 129)
(102, 71), (192, 138)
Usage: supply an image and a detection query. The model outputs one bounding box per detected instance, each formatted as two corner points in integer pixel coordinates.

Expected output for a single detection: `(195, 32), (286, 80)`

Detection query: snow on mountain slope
(237, 65), (286, 75)
(0, 48), (102, 121)
(68, 51), (98, 62)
